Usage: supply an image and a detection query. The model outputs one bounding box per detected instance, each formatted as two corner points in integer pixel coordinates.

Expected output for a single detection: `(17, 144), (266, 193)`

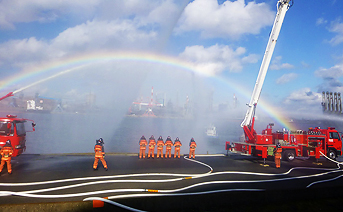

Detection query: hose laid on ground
(84, 197), (148, 212)
(0, 155), (341, 198)
(306, 151), (343, 188)
(84, 189), (264, 212)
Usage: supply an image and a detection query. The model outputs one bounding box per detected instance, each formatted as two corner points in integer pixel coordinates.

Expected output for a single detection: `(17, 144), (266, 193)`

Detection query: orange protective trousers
(93, 157), (107, 169)
(139, 147), (146, 158)
(174, 148), (181, 158)
(148, 146), (155, 158)
(189, 148), (195, 158)
(0, 147), (13, 173)
(275, 152), (281, 168)
(0, 158), (12, 173)
(165, 147), (172, 158)
(157, 148), (163, 158)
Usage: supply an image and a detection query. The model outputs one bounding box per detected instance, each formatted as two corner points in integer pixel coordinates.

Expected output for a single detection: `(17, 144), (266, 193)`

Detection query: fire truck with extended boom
(226, 0), (342, 161)
(0, 92), (36, 157)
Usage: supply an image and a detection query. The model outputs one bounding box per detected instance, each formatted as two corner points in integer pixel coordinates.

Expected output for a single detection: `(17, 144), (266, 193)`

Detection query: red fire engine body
(0, 92), (36, 157)
(226, 1), (342, 162)
(0, 115), (36, 157)
(227, 124), (342, 161)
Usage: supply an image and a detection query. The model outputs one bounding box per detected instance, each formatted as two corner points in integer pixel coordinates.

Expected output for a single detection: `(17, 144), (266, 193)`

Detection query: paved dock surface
(1, 153), (343, 211)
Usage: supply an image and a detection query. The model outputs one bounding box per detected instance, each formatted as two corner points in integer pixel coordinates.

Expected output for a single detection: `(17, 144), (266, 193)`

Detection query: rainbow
(0, 50), (297, 130)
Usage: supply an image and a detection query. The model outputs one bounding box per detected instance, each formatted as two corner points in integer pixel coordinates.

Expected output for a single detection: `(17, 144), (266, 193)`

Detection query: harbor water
(1, 111), (342, 155)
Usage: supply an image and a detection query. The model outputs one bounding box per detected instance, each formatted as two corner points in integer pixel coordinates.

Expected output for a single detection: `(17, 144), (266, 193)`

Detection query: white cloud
(178, 44), (258, 75)
(315, 64), (343, 79)
(0, 37), (49, 67)
(51, 19), (157, 53)
(0, 19), (158, 67)
(270, 56), (294, 70)
(284, 88), (322, 105)
(0, 0), (101, 29)
(0, 0), (188, 68)
(276, 73), (298, 84)
(328, 19), (343, 46)
(316, 18), (327, 26)
(176, 0), (275, 39)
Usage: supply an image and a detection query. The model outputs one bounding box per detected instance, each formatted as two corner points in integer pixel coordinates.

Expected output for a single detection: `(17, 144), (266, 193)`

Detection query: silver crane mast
(241, 0), (293, 131)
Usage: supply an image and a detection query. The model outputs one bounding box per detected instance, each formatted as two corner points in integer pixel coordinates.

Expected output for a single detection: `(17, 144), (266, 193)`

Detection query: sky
(0, 0), (343, 122)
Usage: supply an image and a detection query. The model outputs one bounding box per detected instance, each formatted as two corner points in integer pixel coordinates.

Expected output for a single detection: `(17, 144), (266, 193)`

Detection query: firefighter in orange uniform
(93, 138), (108, 171)
(174, 137), (182, 158)
(139, 136), (148, 159)
(189, 138), (197, 159)
(148, 135), (156, 158)
(156, 136), (164, 158)
(274, 143), (282, 168)
(0, 140), (14, 174)
(165, 136), (173, 158)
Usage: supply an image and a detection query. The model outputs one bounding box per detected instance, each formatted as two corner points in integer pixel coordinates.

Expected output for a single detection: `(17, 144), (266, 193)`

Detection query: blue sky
(0, 0), (343, 119)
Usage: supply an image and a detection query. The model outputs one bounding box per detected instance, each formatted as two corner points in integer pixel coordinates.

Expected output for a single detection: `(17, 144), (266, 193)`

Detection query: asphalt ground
(1, 153), (343, 211)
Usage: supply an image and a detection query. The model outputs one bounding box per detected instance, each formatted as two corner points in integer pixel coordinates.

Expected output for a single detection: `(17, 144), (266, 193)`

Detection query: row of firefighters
(139, 135), (197, 159)
(0, 138), (281, 174)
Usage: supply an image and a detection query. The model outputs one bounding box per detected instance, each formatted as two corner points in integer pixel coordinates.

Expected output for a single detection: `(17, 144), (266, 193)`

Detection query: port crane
(241, 0), (293, 142)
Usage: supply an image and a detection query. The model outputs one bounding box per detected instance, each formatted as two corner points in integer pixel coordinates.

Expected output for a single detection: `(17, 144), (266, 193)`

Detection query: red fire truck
(0, 92), (36, 157)
(0, 115), (36, 157)
(226, 0), (342, 161)
(227, 124), (342, 161)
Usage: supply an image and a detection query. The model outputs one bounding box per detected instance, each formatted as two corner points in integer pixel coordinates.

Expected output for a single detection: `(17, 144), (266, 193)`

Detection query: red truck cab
(0, 115), (36, 157)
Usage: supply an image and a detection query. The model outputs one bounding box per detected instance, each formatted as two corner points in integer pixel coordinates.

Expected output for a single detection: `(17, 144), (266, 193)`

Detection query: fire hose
(0, 155), (342, 211)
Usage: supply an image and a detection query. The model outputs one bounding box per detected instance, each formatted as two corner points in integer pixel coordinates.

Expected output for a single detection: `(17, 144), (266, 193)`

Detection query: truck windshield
(16, 122), (26, 136)
(0, 121), (12, 135)
(330, 132), (340, 140)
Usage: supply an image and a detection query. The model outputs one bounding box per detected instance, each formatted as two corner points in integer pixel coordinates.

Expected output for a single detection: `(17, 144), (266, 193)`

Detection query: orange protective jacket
(190, 142), (197, 149)
(139, 139), (148, 149)
(149, 139), (156, 149)
(274, 147), (282, 158)
(94, 145), (105, 158)
(174, 141), (182, 150)
(1, 147), (13, 161)
(157, 140), (164, 150)
(165, 140), (173, 150)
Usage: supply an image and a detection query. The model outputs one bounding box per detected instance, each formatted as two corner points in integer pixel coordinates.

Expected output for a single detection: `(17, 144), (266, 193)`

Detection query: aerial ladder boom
(241, 0), (292, 141)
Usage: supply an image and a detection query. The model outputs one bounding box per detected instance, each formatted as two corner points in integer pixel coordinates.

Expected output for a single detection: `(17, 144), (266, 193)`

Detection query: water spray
(13, 64), (89, 95)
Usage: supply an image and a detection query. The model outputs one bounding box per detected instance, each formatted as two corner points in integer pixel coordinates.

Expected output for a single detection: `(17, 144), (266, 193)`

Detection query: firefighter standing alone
(274, 143), (282, 168)
(0, 140), (14, 174)
(93, 138), (108, 171)
(189, 138), (197, 159)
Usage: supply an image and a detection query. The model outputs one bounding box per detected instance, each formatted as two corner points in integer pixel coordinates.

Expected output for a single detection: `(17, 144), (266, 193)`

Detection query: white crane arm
(241, 0), (292, 128)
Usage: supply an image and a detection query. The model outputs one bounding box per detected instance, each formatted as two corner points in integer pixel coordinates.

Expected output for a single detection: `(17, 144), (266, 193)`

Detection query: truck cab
(0, 115), (35, 157)
(324, 127), (342, 159)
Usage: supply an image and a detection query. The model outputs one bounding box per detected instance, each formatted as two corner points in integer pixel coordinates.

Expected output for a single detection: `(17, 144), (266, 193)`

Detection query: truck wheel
(283, 150), (295, 162)
(327, 149), (337, 160)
